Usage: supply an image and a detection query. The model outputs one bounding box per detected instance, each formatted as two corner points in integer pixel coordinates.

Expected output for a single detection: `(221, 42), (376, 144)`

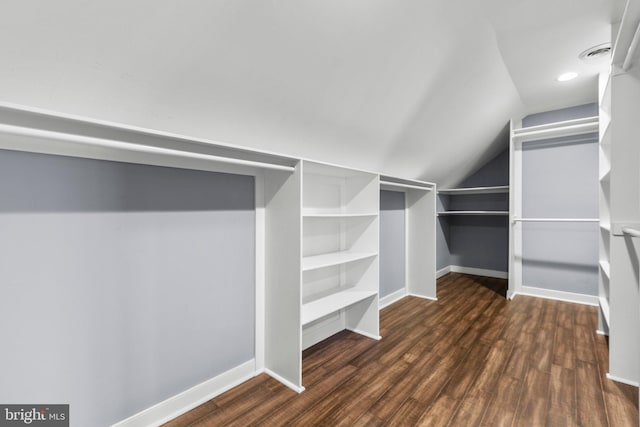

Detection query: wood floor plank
(576, 360), (609, 427)
(480, 375), (522, 427)
(164, 274), (634, 427)
(513, 367), (551, 427)
(546, 364), (577, 427)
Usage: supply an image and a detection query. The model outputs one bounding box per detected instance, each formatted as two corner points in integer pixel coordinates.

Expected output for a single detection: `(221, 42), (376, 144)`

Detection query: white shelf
(380, 180), (434, 192)
(302, 251), (377, 271)
(438, 211), (509, 216)
(302, 212), (378, 218)
(600, 260), (611, 279)
(301, 288), (377, 326)
(438, 186), (509, 195)
(599, 296), (611, 328)
(512, 116), (599, 142)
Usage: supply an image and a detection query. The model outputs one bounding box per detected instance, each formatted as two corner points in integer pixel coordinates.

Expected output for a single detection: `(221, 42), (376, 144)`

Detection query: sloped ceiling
(0, 1), (620, 186)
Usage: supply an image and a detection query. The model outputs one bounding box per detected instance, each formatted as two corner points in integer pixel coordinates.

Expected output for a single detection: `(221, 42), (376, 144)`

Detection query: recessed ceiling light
(557, 72), (578, 82)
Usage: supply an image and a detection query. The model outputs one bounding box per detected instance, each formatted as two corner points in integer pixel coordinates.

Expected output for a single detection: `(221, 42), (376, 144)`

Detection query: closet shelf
(600, 260), (611, 279)
(302, 251), (377, 271)
(380, 180), (434, 192)
(301, 288), (377, 326)
(438, 211), (509, 216)
(302, 212), (378, 218)
(511, 116), (599, 142)
(438, 186), (509, 195)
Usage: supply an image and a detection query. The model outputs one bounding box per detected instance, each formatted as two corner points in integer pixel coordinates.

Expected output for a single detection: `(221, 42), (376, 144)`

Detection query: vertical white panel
(264, 165), (303, 391)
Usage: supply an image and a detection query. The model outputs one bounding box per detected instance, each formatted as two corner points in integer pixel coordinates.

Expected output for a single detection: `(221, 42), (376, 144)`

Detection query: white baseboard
(596, 329), (608, 336)
(507, 290), (517, 300)
(450, 265), (508, 279)
(349, 328), (382, 341)
(263, 368), (305, 394)
(407, 293), (438, 302)
(112, 359), (256, 427)
(519, 286), (598, 307)
(436, 266), (451, 279)
(606, 373), (640, 387)
(379, 288), (407, 309)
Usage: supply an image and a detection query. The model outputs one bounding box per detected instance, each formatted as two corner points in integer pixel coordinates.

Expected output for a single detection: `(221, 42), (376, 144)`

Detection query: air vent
(579, 43), (611, 62)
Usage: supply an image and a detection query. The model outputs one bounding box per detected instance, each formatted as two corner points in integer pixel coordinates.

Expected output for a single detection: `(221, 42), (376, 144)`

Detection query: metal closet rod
(622, 227), (640, 238)
(512, 218), (599, 222)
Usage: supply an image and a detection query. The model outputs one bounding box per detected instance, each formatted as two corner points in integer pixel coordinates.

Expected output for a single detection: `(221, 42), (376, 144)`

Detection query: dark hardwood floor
(164, 273), (638, 426)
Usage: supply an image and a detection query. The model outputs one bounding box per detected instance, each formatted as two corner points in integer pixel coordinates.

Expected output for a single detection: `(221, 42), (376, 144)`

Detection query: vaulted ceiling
(0, 0), (623, 186)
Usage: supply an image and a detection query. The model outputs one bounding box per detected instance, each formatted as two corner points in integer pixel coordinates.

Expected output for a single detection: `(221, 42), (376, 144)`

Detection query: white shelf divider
(600, 296), (611, 327)
(438, 186), (509, 195)
(302, 251), (377, 271)
(301, 289), (378, 326)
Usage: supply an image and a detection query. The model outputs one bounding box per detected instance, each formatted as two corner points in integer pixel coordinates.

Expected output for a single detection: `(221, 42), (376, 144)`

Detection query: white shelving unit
(508, 116), (600, 300)
(0, 102), (437, 395)
(598, 0), (640, 387)
(301, 160), (381, 353)
(598, 68), (612, 336)
(380, 176), (437, 302)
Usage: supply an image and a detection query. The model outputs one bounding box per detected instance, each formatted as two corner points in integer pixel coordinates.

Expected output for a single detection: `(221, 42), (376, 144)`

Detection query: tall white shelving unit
(598, 69), (612, 335)
(380, 176), (437, 301)
(508, 116), (600, 300)
(301, 161), (380, 350)
(598, 0), (640, 387)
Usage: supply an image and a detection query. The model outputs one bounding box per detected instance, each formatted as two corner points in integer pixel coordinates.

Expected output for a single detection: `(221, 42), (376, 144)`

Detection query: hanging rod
(622, 227), (640, 238)
(0, 123), (296, 172)
(512, 218), (599, 223)
(622, 21), (640, 71)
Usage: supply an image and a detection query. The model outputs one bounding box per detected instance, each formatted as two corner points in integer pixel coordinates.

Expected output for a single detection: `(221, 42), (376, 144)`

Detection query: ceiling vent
(579, 43), (611, 62)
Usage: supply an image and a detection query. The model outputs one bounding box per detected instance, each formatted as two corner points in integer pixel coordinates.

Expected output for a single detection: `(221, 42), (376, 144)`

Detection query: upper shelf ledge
(438, 185), (509, 195)
(512, 116), (599, 142)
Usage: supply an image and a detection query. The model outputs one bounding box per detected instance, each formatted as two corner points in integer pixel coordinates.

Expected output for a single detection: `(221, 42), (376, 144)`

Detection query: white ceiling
(0, 1), (623, 186)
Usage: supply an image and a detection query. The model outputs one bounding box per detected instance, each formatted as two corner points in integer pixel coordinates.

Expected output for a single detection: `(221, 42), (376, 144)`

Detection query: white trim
(379, 288), (407, 309)
(348, 329), (382, 341)
(254, 172), (265, 372)
(379, 180), (433, 192)
(518, 286), (598, 306)
(606, 373), (640, 387)
(264, 368), (305, 394)
(111, 360), (256, 427)
(0, 123), (295, 172)
(450, 265), (509, 279)
(407, 293), (438, 302)
(596, 329), (609, 336)
(436, 266), (451, 279)
(507, 290), (517, 300)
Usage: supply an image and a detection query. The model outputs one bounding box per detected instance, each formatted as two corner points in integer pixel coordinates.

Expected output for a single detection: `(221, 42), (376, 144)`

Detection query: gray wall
(438, 148), (510, 272)
(0, 150), (255, 426)
(521, 122), (599, 295)
(522, 103), (598, 127)
(380, 191), (406, 297)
